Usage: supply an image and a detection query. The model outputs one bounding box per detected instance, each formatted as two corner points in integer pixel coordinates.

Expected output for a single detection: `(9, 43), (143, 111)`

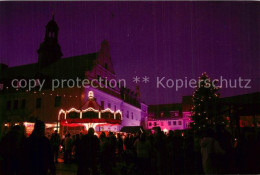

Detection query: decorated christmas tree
(191, 72), (222, 130)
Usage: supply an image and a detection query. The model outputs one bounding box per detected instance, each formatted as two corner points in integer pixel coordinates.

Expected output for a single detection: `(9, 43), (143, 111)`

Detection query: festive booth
(57, 91), (122, 136)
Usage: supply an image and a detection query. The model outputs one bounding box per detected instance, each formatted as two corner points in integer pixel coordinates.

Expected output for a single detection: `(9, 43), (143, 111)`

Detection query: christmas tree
(191, 72), (222, 130)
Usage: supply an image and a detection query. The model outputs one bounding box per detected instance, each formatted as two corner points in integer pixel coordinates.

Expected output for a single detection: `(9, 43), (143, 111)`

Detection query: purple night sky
(0, 2), (259, 104)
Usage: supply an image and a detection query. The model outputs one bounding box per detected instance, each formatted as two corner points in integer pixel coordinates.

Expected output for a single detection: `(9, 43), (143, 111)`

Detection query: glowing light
(101, 108), (114, 113)
(45, 123), (57, 128)
(82, 107), (99, 113)
(88, 91), (94, 99)
(83, 123), (105, 131)
(115, 110), (122, 115)
(67, 108), (81, 113)
(58, 109), (66, 120)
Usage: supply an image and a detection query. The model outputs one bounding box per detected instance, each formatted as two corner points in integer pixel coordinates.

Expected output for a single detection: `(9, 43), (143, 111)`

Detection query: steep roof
(149, 103), (182, 118)
(0, 52), (97, 80)
(80, 98), (102, 111)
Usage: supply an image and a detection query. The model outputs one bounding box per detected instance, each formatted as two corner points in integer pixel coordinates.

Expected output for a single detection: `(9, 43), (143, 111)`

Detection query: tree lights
(190, 72), (225, 130)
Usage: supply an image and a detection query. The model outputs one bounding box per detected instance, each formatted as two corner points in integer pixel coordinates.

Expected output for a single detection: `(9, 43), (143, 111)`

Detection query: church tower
(38, 14), (63, 67)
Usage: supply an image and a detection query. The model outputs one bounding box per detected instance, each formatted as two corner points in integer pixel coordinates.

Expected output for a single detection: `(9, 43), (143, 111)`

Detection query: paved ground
(56, 158), (78, 175)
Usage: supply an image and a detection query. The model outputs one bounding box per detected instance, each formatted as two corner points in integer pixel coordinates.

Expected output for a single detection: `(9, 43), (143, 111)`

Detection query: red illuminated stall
(57, 91), (122, 136)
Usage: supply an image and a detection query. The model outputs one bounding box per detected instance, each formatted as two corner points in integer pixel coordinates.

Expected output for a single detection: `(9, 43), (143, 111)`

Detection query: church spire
(37, 14), (63, 68)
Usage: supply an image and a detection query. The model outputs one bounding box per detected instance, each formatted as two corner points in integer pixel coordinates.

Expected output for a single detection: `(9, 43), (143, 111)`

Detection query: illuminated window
(168, 121), (171, 126)
(173, 121), (176, 125)
(131, 112), (133, 119)
(178, 121), (182, 125)
(108, 103), (111, 108)
(36, 98), (41, 108)
(114, 105), (116, 111)
(127, 111), (129, 118)
(154, 122), (157, 126)
(149, 122), (152, 126)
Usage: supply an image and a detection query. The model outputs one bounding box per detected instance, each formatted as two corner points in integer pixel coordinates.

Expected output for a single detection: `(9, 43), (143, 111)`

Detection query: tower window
(105, 63), (108, 70)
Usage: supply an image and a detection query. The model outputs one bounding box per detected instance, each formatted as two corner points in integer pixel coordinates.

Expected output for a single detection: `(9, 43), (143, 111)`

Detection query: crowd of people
(0, 120), (260, 175)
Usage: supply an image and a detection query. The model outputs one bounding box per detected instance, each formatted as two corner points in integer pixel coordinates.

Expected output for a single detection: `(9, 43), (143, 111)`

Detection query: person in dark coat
(50, 130), (60, 163)
(77, 128), (99, 175)
(0, 125), (26, 175)
(24, 120), (56, 175)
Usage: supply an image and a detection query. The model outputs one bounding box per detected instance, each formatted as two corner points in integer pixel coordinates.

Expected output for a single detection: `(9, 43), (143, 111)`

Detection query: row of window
(6, 96), (61, 110)
(99, 100), (117, 111)
(6, 99), (26, 110)
(97, 99), (137, 121)
(148, 120), (182, 127)
(126, 111), (135, 120)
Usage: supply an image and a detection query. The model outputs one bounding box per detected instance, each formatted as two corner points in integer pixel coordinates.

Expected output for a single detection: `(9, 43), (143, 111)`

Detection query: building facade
(147, 96), (193, 132)
(0, 15), (147, 135)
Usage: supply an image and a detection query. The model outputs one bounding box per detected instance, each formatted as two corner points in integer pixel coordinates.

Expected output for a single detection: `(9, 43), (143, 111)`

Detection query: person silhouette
(0, 125), (26, 175)
(50, 130), (60, 163)
(77, 128), (99, 175)
(24, 120), (56, 175)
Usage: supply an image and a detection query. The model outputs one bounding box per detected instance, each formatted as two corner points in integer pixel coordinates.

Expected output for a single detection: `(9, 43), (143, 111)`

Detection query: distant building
(0, 15), (147, 136)
(214, 92), (260, 137)
(147, 96), (193, 132)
